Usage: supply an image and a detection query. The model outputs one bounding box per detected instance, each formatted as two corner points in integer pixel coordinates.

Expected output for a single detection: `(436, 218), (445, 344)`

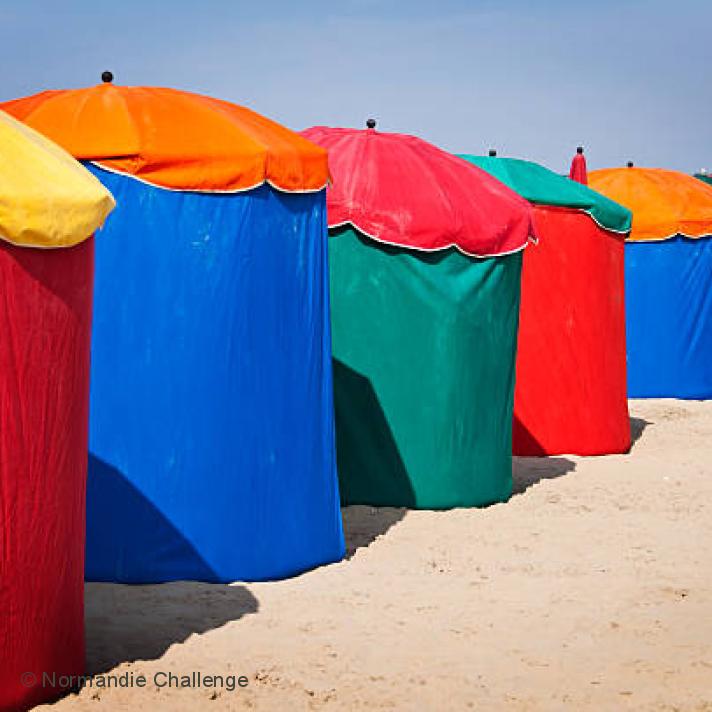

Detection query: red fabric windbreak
(513, 207), (630, 456)
(0, 239), (93, 711)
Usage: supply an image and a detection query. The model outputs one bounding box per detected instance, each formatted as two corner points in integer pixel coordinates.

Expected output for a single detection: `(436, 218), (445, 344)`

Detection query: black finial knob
(576, 146), (584, 154)
(627, 161), (634, 168)
(101, 71), (114, 83)
(488, 149), (497, 157)
(366, 118), (376, 129)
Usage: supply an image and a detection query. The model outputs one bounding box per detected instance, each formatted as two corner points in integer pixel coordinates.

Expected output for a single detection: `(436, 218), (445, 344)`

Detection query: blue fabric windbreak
(85, 165), (345, 583)
(626, 235), (712, 399)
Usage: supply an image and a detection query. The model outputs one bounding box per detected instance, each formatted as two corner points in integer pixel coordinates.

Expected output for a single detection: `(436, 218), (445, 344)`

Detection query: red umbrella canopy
(301, 125), (534, 257)
(569, 147), (588, 185)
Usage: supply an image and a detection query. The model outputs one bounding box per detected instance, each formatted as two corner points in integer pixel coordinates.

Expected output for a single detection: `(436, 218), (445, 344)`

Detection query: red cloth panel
(513, 207), (630, 456)
(0, 238), (93, 710)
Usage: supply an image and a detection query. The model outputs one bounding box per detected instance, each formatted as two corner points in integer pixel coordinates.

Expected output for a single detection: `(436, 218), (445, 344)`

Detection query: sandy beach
(39, 399), (712, 711)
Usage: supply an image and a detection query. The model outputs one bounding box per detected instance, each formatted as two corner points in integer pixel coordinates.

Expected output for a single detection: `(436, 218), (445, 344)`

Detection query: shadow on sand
(85, 581), (259, 675)
(84, 461), (259, 676)
(511, 455), (576, 495)
(341, 506), (408, 558)
(510, 415), (576, 495)
(630, 416), (651, 447)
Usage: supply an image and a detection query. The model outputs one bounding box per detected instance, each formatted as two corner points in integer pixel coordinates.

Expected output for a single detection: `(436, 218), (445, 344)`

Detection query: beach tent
(590, 167), (712, 398)
(301, 124), (534, 508)
(0, 111), (113, 711)
(461, 156), (632, 455)
(2, 78), (345, 583)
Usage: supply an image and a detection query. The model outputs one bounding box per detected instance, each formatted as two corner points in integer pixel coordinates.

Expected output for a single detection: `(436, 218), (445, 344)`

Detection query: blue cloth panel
(85, 165), (344, 582)
(626, 235), (712, 398)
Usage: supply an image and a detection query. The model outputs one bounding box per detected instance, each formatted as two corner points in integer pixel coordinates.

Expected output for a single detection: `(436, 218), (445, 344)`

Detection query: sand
(39, 399), (712, 711)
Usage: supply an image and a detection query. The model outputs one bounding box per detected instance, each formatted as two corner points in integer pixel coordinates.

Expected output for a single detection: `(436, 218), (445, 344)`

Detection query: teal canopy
(695, 173), (712, 186)
(459, 155), (632, 234)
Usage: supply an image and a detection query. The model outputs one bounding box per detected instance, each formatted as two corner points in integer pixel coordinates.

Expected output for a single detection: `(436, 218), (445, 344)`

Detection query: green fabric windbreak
(330, 227), (522, 509)
(459, 155), (632, 234)
(695, 173), (712, 186)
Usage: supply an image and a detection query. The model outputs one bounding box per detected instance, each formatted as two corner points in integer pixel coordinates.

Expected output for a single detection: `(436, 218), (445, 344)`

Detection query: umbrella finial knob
(488, 148), (497, 157)
(101, 71), (114, 84)
(576, 146), (584, 154)
(366, 118), (376, 129)
(627, 161), (634, 168)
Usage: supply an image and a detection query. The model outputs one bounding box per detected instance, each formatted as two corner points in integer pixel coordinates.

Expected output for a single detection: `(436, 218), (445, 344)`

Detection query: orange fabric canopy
(589, 167), (712, 242)
(0, 84), (328, 193)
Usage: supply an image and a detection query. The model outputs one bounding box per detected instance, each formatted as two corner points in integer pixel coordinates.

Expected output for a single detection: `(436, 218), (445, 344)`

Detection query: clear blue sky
(1, 0), (709, 173)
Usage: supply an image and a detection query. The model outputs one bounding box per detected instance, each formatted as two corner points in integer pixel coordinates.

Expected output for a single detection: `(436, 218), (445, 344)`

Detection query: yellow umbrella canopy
(0, 110), (114, 248)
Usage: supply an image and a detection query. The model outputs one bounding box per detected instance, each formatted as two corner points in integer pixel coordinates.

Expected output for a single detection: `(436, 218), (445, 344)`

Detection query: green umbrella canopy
(695, 173), (712, 186)
(459, 155), (632, 234)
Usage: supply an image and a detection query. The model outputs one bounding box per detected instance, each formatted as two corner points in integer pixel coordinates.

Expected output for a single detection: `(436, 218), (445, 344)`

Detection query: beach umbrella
(569, 146), (588, 185)
(461, 155), (631, 455)
(301, 122), (533, 508)
(0, 110), (113, 711)
(695, 171), (712, 186)
(1, 76), (345, 583)
(590, 166), (712, 398)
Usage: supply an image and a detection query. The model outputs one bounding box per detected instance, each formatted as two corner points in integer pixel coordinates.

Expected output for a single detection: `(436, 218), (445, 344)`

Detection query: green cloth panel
(695, 173), (712, 186)
(459, 155), (632, 234)
(330, 226), (522, 509)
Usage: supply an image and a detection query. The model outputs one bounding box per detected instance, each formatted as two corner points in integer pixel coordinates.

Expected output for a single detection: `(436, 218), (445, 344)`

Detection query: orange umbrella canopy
(0, 78), (328, 193)
(589, 167), (712, 242)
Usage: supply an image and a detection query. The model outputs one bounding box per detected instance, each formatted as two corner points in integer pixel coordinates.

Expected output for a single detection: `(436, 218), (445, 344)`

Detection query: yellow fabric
(589, 167), (712, 242)
(0, 110), (115, 248)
